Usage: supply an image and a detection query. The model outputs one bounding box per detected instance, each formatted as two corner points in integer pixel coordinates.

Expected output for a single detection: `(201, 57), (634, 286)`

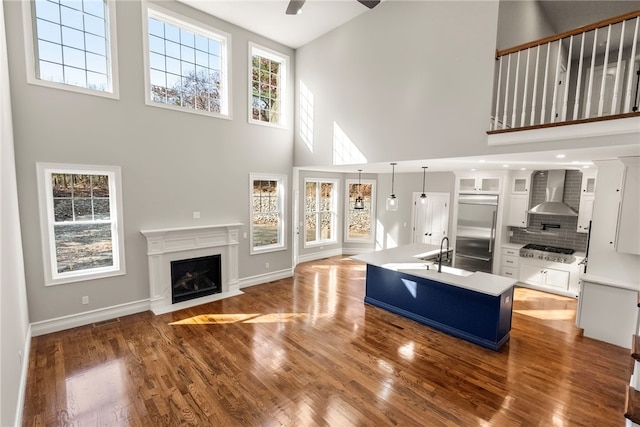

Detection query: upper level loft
(488, 10), (640, 145)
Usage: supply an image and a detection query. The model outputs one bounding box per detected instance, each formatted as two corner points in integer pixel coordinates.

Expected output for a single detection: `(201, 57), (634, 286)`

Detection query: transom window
(345, 179), (376, 242)
(304, 179), (338, 246)
(143, 4), (230, 118)
(249, 43), (288, 127)
(36, 163), (125, 286)
(250, 174), (287, 254)
(24, 0), (118, 97)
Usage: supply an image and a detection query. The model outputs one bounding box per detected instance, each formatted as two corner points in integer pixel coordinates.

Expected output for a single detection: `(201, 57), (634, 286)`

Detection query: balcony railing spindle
(494, 56), (503, 130)
(503, 54), (511, 128)
(585, 27), (599, 119)
(611, 20), (626, 115)
(530, 45), (540, 125)
(597, 25), (613, 117)
(573, 33), (586, 120)
(624, 17), (639, 112)
(550, 39), (563, 123)
(561, 35), (574, 121)
(512, 51), (521, 128)
(521, 48), (531, 127)
(540, 42), (551, 124)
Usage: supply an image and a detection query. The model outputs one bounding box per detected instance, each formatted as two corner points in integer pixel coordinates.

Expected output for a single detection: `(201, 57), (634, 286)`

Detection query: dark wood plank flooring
(22, 256), (631, 426)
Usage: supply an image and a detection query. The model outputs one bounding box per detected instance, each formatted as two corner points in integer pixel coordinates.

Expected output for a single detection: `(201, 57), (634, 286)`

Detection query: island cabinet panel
(364, 264), (513, 351)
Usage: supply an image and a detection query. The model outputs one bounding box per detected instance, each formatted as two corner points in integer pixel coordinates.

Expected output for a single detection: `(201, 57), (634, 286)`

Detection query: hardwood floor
(23, 256), (631, 426)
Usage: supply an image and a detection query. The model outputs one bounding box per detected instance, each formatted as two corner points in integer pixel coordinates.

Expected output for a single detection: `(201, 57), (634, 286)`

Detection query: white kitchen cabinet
(616, 157), (640, 255)
(577, 169), (596, 233)
(510, 171), (531, 194)
(507, 194), (528, 227)
(458, 176), (501, 193)
(499, 247), (520, 279)
(518, 258), (580, 297)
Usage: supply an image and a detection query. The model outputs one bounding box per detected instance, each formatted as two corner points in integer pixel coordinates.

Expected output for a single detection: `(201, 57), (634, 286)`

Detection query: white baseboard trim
(30, 299), (150, 337)
(341, 247), (375, 256)
(14, 324), (32, 427)
(239, 268), (293, 289)
(297, 248), (343, 264)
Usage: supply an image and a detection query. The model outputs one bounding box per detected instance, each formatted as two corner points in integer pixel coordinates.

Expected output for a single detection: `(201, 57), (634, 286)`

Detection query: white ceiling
(177, 0), (372, 48)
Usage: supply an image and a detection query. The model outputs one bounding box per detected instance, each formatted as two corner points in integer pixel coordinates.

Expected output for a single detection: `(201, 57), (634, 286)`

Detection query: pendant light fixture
(386, 162), (398, 211)
(354, 169), (365, 210)
(420, 166), (428, 205)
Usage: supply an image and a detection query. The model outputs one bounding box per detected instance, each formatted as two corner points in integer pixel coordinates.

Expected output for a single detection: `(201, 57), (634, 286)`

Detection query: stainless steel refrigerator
(454, 194), (498, 273)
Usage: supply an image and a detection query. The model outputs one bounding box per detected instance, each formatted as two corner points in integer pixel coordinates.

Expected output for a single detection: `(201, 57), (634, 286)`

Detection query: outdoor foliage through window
(252, 179), (281, 248)
(305, 180), (336, 244)
(51, 173), (113, 273)
(251, 48), (283, 124)
(33, 0), (111, 91)
(147, 12), (225, 114)
(347, 182), (373, 240)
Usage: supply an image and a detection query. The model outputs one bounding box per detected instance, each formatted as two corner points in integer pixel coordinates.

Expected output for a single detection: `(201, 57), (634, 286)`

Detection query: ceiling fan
(286, 0), (381, 15)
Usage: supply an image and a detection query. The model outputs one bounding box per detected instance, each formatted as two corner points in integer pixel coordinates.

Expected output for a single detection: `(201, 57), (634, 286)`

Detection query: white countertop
(352, 243), (516, 297)
(580, 273), (640, 291)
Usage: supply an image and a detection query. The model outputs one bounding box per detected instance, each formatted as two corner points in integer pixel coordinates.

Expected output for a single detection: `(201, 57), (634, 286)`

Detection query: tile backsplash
(510, 170), (588, 252)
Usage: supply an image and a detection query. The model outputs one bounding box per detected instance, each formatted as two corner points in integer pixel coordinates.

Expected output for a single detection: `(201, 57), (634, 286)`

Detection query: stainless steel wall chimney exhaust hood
(527, 170), (578, 216)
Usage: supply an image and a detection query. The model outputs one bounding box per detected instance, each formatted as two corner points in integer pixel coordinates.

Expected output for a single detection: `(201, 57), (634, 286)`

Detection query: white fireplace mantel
(141, 223), (243, 315)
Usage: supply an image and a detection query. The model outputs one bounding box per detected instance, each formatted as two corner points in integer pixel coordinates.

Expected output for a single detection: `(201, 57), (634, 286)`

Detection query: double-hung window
(249, 42), (288, 127)
(345, 179), (376, 242)
(36, 163), (125, 286)
(143, 3), (230, 118)
(250, 174), (287, 254)
(24, 0), (119, 97)
(304, 179), (338, 246)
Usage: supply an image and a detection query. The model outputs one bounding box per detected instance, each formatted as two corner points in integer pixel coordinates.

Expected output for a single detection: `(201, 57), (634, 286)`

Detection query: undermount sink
(385, 262), (473, 277)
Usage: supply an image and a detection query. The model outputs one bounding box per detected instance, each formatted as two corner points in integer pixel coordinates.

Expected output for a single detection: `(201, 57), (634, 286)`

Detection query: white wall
(1, 2), (30, 425)
(4, 0), (295, 324)
(495, 0), (555, 50)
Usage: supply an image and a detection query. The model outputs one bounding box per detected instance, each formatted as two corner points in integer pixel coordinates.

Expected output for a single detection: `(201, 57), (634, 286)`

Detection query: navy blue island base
(364, 264), (514, 351)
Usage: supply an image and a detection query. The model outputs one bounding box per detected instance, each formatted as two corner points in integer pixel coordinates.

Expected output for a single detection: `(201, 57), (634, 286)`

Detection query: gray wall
(293, 1), (501, 168)
(495, 1), (555, 51)
(376, 171), (456, 249)
(1, 2), (30, 425)
(4, 0), (295, 323)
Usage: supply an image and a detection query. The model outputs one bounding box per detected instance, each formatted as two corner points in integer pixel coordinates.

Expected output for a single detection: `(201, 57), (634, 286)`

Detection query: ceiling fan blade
(286, 0), (306, 15)
(357, 0), (381, 9)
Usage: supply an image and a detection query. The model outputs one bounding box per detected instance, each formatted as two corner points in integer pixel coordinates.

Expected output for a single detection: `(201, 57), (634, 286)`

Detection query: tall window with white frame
(144, 4), (230, 117)
(36, 163), (126, 286)
(250, 174), (286, 254)
(250, 43), (288, 127)
(25, 0), (118, 96)
(345, 179), (375, 242)
(304, 179), (338, 246)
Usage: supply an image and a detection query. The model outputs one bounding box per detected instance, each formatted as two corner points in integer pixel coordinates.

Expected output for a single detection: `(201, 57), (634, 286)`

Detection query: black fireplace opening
(171, 255), (221, 304)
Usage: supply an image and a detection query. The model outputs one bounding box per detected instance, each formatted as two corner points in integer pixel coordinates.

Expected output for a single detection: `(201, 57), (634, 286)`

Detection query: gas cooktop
(520, 244), (576, 263)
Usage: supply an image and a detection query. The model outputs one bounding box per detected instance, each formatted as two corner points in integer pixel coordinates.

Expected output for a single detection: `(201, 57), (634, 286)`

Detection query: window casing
(250, 174), (287, 254)
(36, 163), (126, 286)
(249, 42), (288, 128)
(23, 0), (119, 98)
(304, 179), (338, 247)
(142, 3), (231, 118)
(345, 179), (376, 243)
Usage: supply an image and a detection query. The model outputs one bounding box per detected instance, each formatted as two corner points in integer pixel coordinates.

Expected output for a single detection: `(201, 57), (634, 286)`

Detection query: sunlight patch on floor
(513, 309), (575, 321)
(169, 312), (316, 325)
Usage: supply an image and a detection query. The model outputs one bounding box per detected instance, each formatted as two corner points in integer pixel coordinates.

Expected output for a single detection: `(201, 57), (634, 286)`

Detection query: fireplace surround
(141, 224), (242, 314)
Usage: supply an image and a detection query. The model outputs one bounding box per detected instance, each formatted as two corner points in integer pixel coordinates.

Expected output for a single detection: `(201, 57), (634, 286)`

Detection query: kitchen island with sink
(352, 243), (516, 351)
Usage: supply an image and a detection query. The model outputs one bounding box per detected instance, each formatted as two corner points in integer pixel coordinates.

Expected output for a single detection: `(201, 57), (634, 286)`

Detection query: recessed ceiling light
(556, 154), (566, 159)
(502, 164), (509, 168)
(583, 165), (590, 169)
(478, 160), (485, 163)
(520, 168), (526, 171)
(471, 168), (476, 171)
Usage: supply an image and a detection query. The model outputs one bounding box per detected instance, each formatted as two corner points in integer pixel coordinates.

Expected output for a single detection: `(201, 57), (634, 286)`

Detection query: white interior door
(583, 61), (626, 117)
(412, 192), (450, 245)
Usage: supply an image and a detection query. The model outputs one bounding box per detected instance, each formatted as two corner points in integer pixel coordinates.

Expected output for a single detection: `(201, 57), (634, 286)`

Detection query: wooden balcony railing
(489, 11), (640, 133)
